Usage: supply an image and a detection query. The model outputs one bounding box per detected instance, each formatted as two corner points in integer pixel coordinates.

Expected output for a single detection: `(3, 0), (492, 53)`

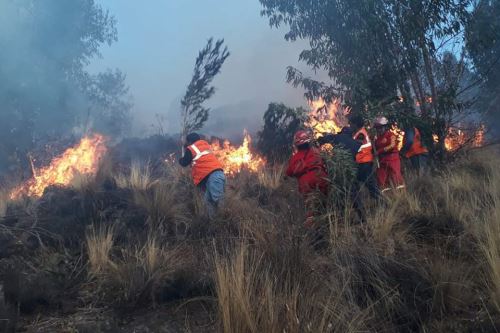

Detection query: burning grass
(9, 134), (107, 200)
(211, 131), (265, 175)
(2, 148), (500, 331)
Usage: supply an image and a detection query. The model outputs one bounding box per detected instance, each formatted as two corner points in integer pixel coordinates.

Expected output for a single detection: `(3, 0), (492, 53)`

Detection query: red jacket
(286, 147), (328, 195)
(375, 130), (400, 162)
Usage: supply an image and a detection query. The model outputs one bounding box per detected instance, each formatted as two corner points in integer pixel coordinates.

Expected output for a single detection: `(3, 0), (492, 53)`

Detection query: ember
(10, 134), (107, 199)
(211, 131), (265, 175)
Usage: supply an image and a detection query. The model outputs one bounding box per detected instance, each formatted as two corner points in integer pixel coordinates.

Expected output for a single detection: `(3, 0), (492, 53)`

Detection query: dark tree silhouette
(180, 38), (230, 143)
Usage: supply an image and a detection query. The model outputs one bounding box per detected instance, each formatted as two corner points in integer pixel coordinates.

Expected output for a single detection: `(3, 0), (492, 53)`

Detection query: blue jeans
(202, 170), (225, 217)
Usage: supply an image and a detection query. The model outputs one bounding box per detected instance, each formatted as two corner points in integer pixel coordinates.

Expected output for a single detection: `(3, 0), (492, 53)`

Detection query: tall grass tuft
(257, 164), (284, 190)
(86, 224), (116, 276)
(480, 194), (500, 312)
(86, 230), (188, 307)
(114, 161), (153, 191)
(213, 243), (376, 332)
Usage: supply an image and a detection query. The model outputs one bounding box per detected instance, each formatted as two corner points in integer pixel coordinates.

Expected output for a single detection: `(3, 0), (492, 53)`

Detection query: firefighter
(350, 116), (381, 199)
(286, 130), (329, 228)
(179, 133), (225, 217)
(373, 117), (405, 192)
(400, 126), (429, 176)
(318, 127), (361, 159)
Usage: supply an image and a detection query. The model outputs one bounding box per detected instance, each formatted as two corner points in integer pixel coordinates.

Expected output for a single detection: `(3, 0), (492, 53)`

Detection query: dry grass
(86, 224), (116, 276)
(257, 164), (284, 190)
(133, 180), (188, 232)
(70, 172), (95, 192)
(7, 149), (500, 331)
(214, 244), (370, 333)
(86, 229), (189, 307)
(480, 191), (500, 311)
(114, 161), (153, 191)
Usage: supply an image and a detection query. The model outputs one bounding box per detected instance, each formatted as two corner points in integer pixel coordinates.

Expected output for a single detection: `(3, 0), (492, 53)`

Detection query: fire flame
(390, 125), (405, 151)
(10, 134), (107, 199)
(306, 98), (350, 138)
(211, 131), (265, 176)
(433, 125), (485, 151)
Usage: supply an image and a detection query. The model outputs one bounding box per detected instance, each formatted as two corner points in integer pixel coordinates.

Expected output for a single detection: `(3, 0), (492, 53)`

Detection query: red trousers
(377, 158), (404, 189)
(302, 179), (328, 228)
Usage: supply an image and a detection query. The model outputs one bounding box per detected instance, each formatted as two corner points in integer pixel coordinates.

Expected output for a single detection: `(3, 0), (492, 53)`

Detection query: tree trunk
(420, 42), (438, 114)
(410, 72), (428, 116)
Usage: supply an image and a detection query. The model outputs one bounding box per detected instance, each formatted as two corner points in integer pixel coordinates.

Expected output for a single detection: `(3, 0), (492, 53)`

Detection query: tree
(257, 103), (307, 162)
(180, 38), (230, 142)
(85, 69), (133, 138)
(260, 0), (476, 152)
(0, 0), (129, 174)
(466, 0), (500, 132)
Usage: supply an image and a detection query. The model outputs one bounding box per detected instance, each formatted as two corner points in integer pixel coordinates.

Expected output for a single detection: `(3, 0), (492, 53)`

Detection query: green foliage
(321, 147), (358, 211)
(180, 38), (230, 140)
(259, 0), (495, 156)
(257, 103), (307, 163)
(261, 0), (471, 108)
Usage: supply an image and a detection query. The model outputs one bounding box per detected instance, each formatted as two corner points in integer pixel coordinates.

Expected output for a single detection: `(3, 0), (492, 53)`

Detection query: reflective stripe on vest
(358, 142), (372, 152)
(189, 144), (210, 164)
(354, 128), (374, 163)
(187, 140), (224, 186)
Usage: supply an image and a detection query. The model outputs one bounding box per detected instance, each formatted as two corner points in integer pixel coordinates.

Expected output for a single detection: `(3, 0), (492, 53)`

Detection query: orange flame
(10, 134), (107, 199)
(433, 125), (485, 151)
(444, 128), (466, 151)
(211, 131), (265, 176)
(390, 125), (405, 151)
(473, 124), (485, 148)
(306, 98), (350, 138)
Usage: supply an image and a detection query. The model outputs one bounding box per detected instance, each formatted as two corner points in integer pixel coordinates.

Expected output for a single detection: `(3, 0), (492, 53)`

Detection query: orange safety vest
(187, 140), (224, 185)
(405, 127), (428, 158)
(353, 127), (374, 164)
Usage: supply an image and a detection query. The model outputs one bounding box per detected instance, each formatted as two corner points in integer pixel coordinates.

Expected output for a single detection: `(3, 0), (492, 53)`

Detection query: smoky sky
(89, 0), (315, 139)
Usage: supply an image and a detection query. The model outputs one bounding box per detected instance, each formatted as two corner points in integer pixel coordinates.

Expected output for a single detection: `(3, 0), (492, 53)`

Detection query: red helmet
(294, 130), (312, 146)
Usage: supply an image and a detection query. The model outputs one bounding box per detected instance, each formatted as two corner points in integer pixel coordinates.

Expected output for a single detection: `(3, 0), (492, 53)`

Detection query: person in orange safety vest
(179, 133), (225, 217)
(373, 117), (405, 192)
(349, 115), (381, 199)
(400, 126), (429, 176)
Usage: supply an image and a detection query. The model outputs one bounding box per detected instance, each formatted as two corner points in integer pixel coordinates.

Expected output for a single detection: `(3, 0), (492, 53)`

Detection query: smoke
(0, 0), (131, 175)
(89, 0), (319, 140)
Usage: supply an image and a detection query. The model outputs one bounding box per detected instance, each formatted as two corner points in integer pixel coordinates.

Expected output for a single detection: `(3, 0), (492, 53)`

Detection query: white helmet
(373, 116), (389, 127)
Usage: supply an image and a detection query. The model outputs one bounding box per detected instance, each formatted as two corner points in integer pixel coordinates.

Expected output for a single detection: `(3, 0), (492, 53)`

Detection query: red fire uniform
(286, 147), (328, 195)
(375, 130), (404, 190)
(286, 146), (328, 227)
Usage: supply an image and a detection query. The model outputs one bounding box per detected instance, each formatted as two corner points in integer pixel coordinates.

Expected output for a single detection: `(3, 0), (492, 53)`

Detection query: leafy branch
(180, 38), (230, 143)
